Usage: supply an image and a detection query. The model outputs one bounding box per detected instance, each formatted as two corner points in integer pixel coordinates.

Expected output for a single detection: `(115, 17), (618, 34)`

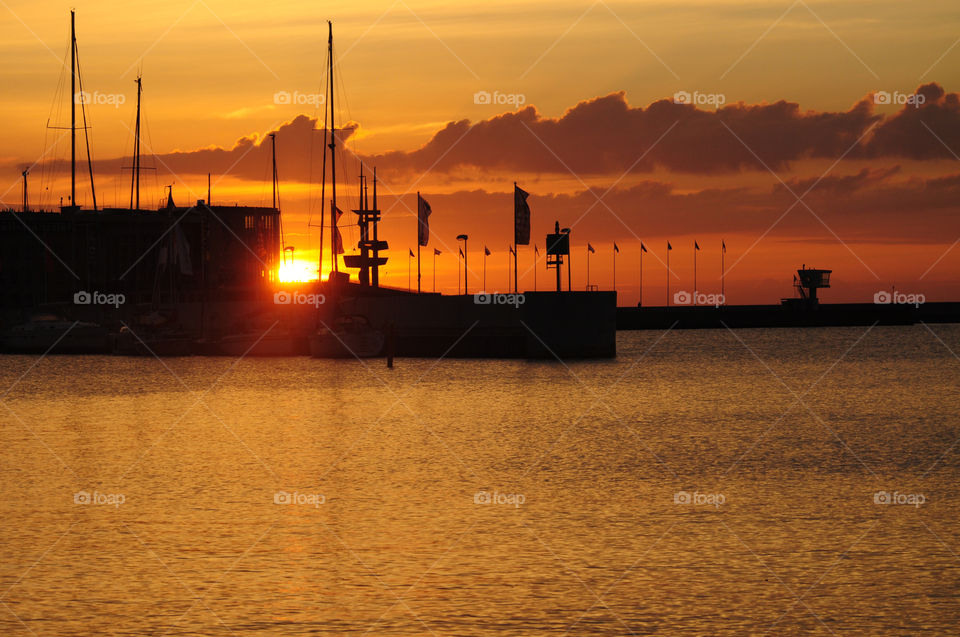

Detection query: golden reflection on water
(0, 326), (958, 635)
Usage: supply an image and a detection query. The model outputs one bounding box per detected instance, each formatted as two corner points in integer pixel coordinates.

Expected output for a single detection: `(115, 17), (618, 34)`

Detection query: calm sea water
(1, 326), (958, 635)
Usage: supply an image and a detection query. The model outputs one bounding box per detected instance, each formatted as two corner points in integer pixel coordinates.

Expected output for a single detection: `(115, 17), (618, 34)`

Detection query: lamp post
(457, 234), (468, 295)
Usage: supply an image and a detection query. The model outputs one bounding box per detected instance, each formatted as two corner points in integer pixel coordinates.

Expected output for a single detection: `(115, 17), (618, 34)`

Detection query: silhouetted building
(0, 200), (280, 310)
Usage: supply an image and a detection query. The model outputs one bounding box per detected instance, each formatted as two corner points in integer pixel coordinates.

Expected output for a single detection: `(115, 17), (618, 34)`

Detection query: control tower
(782, 265), (831, 308)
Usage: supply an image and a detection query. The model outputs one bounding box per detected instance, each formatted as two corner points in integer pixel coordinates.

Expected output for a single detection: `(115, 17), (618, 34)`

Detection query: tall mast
(130, 75), (142, 209)
(328, 21), (338, 274)
(270, 132), (277, 209)
(70, 9), (76, 208)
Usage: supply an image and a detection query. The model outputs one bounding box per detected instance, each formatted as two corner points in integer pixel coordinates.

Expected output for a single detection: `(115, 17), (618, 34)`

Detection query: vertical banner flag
(417, 194), (432, 246)
(514, 185), (531, 245)
(333, 206), (345, 254)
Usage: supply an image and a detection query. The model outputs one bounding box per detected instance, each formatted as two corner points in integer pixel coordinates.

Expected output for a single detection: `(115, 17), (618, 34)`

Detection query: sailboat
(306, 22), (386, 359)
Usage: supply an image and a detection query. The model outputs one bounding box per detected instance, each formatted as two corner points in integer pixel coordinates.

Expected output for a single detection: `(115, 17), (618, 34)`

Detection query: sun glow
(278, 259), (319, 283)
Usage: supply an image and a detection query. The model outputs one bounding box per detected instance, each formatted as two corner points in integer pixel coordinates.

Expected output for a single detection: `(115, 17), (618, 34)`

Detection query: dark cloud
(14, 84), (960, 185)
(862, 83), (960, 160)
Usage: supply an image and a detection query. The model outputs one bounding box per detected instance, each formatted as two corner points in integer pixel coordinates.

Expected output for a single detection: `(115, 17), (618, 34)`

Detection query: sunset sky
(2, 0), (959, 304)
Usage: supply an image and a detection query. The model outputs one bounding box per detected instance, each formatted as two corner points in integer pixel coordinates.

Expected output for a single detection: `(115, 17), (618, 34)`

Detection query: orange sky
(2, 0), (959, 304)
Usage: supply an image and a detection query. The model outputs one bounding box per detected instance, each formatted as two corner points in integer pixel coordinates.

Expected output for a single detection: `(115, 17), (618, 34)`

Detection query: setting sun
(277, 259), (319, 283)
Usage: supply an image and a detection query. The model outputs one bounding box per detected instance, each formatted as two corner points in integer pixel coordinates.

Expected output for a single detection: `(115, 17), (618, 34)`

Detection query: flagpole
(533, 246), (537, 292)
(666, 243), (670, 306)
(433, 250), (436, 293)
(408, 250), (411, 292)
(458, 249), (461, 295)
(721, 242), (725, 303)
(587, 245), (590, 290)
(613, 244), (616, 292)
(694, 242), (697, 306)
(483, 249), (487, 291)
(513, 182), (518, 295)
(417, 192), (421, 294)
(639, 246), (643, 307)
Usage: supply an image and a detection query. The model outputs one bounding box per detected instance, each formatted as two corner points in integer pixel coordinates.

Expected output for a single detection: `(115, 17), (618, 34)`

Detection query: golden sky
(2, 0), (959, 303)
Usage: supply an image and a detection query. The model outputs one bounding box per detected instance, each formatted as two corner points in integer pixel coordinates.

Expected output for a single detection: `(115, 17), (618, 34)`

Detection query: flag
(509, 245), (515, 255)
(484, 246), (491, 256)
(333, 206), (345, 255)
(434, 248), (441, 256)
(417, 194), (432, 246)
(722, 241), (726, 253)
(409, 248), (414, 258)
(695, 241), (700, 250)
(640, 242), (648, 253)
(534, 244), (540, 256)
(587, 243), (595, 254)
(667, 242), (672, 250)
(458, 247), (464, 258)
(514, 184), (531, 245)
(614, 243), (620, 253)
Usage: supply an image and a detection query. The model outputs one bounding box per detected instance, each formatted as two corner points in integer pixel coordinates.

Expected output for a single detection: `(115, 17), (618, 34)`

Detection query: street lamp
(457, 234), (468, 295)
